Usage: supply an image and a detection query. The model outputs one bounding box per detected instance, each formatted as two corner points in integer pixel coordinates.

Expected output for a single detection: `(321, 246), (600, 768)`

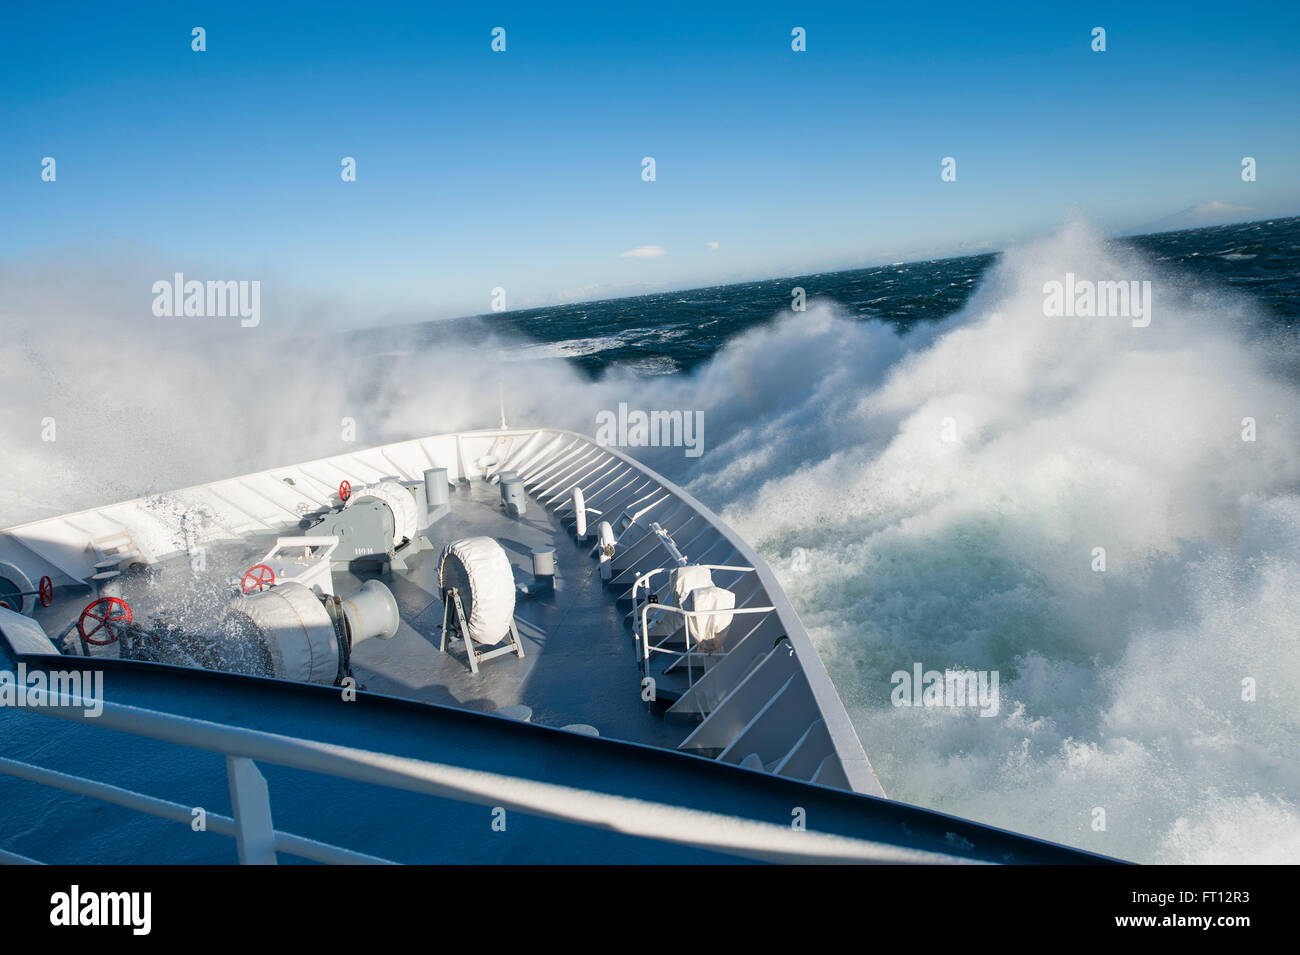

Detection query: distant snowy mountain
(1132, 201), (1259, 235)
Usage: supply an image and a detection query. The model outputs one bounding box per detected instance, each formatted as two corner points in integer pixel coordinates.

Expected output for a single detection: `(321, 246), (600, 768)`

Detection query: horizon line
(367, 213), (1300, 332)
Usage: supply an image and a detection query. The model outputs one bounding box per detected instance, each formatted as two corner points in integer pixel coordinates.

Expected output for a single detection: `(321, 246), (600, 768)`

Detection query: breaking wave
(659, 221), (1300, 863)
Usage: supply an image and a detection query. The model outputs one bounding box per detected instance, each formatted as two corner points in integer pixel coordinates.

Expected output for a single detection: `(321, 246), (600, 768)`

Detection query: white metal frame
(439, 587), (525, 675)
(638, 600), (775, 689)
(631, 564), (773, 689)
(255, 536), (339, 595)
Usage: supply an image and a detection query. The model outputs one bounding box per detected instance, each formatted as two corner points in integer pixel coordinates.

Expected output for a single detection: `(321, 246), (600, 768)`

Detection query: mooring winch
(301, 470), (449, 571)
(70, 577), (400, 687)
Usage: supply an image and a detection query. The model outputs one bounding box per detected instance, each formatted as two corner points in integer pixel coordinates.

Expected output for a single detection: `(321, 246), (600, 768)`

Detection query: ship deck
(0, 428), (1125, 864)
(28, 478), (683, 751)
(1, 427), (886, 798)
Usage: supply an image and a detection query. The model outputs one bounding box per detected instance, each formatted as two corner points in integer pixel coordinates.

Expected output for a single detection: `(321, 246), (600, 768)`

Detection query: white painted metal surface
(255, 536), (339, 595)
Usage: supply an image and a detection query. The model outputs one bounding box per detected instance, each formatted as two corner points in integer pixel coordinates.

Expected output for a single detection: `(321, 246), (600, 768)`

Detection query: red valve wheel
(38, 575), (54, 608)
(339, 480), (352, 503)
(78, 597), (132, 646)
(241, 564), (275, 594)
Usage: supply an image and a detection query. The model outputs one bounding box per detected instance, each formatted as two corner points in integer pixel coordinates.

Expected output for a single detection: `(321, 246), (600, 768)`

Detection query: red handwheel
(78, 597), (132, 646)
(38, 575), (54, 608)
(241, 564), (275, 594)
(339, 480), (352, 503)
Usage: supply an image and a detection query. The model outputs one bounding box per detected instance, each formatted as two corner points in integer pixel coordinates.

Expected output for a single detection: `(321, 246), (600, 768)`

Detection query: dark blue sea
(392, 216), (1300, 379)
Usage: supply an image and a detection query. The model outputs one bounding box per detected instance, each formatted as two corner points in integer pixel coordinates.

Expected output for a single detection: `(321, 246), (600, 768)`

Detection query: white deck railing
(631, 563), (774, 688)
(1, 692), (963, 865)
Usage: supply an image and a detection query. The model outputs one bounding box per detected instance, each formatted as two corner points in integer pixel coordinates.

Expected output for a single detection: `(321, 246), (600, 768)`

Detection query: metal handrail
(0, 755), (394, 865)
(4, 692), (967, 865)
(630, 563), (757, 613)
(630, 563), (771, 690)
(638, 602), (775, 688)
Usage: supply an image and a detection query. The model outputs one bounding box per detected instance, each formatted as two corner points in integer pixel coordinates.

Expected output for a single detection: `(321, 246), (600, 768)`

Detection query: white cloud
(706, 241), (719, 250)
(619, 245), (666, 259)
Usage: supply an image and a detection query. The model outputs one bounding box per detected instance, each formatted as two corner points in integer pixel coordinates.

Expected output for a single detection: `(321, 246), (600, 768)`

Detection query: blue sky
(3, 0), (1298, 323)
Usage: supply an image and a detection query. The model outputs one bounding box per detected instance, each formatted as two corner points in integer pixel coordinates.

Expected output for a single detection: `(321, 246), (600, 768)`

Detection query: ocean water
(2, 217), (1298, 863)
(393, 216), (1300, 378)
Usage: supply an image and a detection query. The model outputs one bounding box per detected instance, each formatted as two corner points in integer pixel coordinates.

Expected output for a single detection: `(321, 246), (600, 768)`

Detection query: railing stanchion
(227, 756), (278, 865)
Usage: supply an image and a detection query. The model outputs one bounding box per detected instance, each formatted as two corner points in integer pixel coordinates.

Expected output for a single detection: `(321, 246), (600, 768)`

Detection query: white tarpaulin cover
(439, 537), (516, 646)
(225, 581), (340, 684)
(682, 584), (736, 647)
(346, 481), (418, 546)
(673, 565), (714, 605)
(645, 564), (713, 629)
